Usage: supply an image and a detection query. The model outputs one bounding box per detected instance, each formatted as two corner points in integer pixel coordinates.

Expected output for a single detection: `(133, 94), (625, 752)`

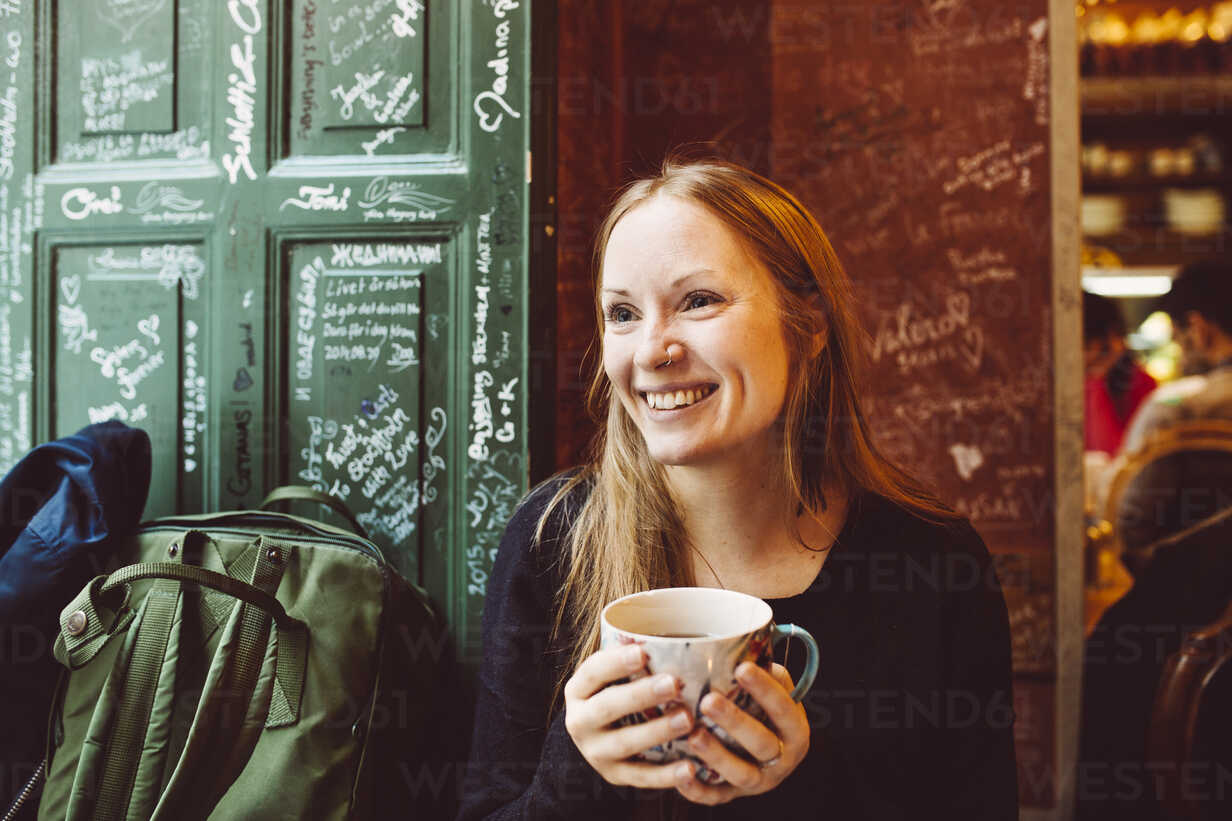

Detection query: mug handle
(771, 623), (820, 702)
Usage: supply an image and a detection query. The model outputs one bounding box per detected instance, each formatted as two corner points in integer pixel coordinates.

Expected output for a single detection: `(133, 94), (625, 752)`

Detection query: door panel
(51, 241), (208, 516)
(55, 0), (213, 165)
(279, 235), (447, 583)
(6, 0), (534, 661)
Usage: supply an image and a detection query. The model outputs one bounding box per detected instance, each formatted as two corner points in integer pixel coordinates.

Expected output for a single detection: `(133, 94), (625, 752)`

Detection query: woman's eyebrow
(601, 269), (720, 298)
(667, 268), (717, 288)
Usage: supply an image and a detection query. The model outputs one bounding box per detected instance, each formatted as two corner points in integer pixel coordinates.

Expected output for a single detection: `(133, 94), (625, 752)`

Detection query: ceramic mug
(599, 587), (820, 784)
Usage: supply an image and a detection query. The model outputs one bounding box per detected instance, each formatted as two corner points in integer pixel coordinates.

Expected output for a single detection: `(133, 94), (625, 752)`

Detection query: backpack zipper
(2, 760), (46, 821)
(142, 514), (387, 564)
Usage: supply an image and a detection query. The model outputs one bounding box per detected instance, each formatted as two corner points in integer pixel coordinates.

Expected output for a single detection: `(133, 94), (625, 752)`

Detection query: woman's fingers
(696, 690), (782, 765)
(675, 662), (810, 801)
(565, 651), (811, 799)
(585, 671), (682, 727)
(733, 662), (804, 739)
(684, 727), (766, 791)
(563, 644), (696, 779)
(608, 759), (695, 790)
(589, 706), (694, 762)
(767, 662), (794, 690)
(564, 644), (646, 702)
(673, 762), (742, 806)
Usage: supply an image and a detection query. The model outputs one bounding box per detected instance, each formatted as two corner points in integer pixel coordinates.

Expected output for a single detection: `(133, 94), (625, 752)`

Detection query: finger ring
(759, 738), (784, 770)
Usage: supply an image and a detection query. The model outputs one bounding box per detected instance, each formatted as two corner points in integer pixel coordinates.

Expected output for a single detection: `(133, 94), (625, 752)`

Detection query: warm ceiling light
(1082, 267), (1177, 297)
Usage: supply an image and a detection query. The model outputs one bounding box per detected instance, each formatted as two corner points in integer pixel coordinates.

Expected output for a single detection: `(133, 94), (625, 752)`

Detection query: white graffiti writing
(0, 33), (17, 181)
(330, 68), (384, 120)
(183, 327), (205, 473)
(360, 127), (405, 157)
(58, 304), (97, 354)
(223, 0), (261, 183)
(280, 184), (351, 212)
(87, 401), (148, 425)
(61, 186), (123, 220)
(469, 370), (494, 461)
(472, 284), (489, 366)
(473, 17), (521, 133)
(79, 48), (172, 131)
(330, 242), (442, 267)
(390, 0), (423, 37)
(294, 256), (323, 384)
(128, 181), (205, 214)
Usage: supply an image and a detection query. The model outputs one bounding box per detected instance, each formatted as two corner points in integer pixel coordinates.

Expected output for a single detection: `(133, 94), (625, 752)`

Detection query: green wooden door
(1, 0), (535, 662)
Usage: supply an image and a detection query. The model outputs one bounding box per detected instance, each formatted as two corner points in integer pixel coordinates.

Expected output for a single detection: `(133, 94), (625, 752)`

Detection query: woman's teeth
(643, 385), (714, 410)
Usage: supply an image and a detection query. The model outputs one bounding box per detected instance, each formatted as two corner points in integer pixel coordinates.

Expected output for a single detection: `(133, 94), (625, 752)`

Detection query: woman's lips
(640, 383), (718, 411)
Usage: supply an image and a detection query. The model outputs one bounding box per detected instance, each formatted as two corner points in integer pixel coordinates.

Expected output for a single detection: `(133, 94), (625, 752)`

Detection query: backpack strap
(54, 532), (306, 820)
(259, 485), (369, 539)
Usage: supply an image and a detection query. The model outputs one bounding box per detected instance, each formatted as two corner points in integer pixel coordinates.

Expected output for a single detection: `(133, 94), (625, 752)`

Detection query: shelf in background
(1082, 75), (1232, 117)
(1083, 173), (1231, 192)
(1084, 226), (1232, 266)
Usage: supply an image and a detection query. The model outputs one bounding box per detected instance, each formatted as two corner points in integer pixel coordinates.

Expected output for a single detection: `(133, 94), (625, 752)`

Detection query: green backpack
(24, 488), (461, 821)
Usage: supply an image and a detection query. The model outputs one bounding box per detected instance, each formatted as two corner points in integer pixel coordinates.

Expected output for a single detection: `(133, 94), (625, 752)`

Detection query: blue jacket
(0, 421), (150, 804)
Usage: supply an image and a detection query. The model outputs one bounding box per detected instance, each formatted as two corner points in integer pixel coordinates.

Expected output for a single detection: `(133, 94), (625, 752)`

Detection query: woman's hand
(673, 662), (810, 806)
(563, 644), (695, 789)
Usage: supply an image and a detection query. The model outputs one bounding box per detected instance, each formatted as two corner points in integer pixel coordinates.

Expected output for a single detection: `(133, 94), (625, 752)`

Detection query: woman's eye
(606, 305), (635, 323)
(685, 292), (720, 310)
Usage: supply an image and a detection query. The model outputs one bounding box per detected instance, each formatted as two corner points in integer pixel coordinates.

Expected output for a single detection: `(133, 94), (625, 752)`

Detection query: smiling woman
(460, 157), (1020, 820)
(600, 195), (792, 468)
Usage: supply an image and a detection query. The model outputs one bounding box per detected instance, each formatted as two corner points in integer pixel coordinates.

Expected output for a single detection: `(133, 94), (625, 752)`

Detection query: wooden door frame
(528, 0), (558, 486)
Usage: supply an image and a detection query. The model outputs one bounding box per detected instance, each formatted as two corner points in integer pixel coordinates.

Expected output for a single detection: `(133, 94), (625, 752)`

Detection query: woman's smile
(640, 383), (718, 411)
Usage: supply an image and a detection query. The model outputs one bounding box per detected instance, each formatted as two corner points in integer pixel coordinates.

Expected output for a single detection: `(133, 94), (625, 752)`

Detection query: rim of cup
(601, 586), (774, 642)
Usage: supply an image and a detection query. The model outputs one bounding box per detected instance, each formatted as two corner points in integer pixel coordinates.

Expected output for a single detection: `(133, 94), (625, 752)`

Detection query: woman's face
(600, 195), (793, 469)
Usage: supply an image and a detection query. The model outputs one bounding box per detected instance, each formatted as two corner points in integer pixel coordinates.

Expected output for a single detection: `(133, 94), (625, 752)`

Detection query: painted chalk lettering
(0, 82), (16, 181)
(91, 339), (149, 379)
(58, 304), (97, 355)
(88, 402), (148, 425)
(361, 127), (406, 157)
(472, 285), (490, 365)
(421, 407), (447, 503)
(79, 48), (173, 131)
(295, 257), (323, 382)
(280, 184), (351, 212)
(330, 69), (384, 120)
(483, 0), (519, 19)
(61, 186), (123, 220)
(390, 0), (423, 37)
(129, 181), (205, 215)
(223, 0), (262, 184)
(357, 176), (453, 215)
(329, 242), (442, 267)
(473, 19), (521, 132)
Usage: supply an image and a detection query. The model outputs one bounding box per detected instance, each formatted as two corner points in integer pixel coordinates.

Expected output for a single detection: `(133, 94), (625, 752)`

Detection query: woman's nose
(632, 319), (675, 371)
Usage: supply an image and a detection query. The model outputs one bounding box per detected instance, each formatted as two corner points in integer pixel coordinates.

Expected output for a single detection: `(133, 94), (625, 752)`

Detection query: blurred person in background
(1084, 291), (1156, 455)
(1119, 260), (1232, 455)
(1093, 260), (1232, 561)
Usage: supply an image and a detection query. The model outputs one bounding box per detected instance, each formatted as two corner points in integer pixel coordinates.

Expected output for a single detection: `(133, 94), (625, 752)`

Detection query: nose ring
(658, 343), (682, 369)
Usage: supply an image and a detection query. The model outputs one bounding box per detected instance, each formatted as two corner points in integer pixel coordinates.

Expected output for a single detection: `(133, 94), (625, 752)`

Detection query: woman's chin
(643, 438), (719, 468)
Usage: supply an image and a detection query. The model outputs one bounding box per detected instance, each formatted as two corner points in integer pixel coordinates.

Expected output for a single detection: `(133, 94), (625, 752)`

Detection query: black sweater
(458, 478), (1019, 820)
